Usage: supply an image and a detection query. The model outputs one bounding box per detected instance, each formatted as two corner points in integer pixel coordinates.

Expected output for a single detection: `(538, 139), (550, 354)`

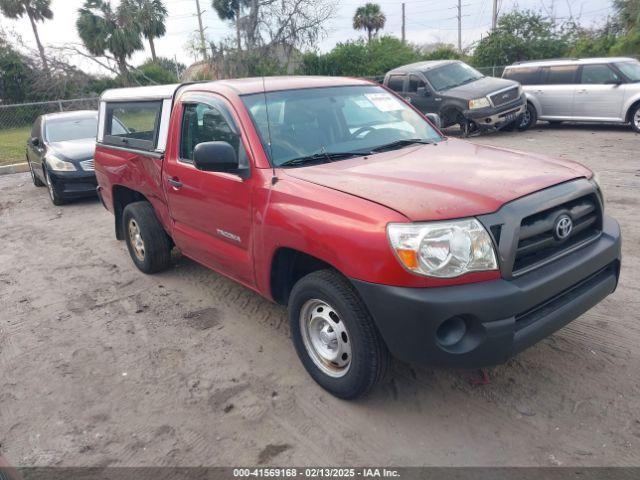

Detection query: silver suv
(503, 57), (640, 133)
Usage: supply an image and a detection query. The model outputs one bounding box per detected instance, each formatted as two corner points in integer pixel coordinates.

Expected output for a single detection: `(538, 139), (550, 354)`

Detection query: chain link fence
(0, 97), (99, 166)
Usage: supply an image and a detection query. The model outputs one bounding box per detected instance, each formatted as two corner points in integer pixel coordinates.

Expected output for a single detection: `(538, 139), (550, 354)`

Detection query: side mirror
(30, 137), (40, 147)
(417, 87), (430, 97)
(193, 141), (240, 173)
(425, 113), (442, 129)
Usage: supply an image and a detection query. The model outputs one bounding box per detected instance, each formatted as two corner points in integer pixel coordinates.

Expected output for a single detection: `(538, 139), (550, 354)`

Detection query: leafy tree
(76, 0), (144, 82)
(422, 45), (463, 61)
(0, 33), (34, 102)
(471, 10), (569, 67)
(298, 36), (419, 77)
(0, 0), (52, 74)
(130, 60), (175, 85)
(353, 3), (386, 44)
(124, 0), (167, 62)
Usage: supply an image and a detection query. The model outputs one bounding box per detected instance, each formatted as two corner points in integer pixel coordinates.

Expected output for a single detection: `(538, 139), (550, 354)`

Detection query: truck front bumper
(464, 97), (526, 130)
(351, 216), (621, 368)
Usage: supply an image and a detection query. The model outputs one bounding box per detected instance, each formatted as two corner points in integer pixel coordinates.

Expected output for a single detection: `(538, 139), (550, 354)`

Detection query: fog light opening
(436, 316), (467, 347)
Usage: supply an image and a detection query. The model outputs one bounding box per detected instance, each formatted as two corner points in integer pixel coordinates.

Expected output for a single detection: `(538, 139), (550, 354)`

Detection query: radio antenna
(262, 76), (276, 178)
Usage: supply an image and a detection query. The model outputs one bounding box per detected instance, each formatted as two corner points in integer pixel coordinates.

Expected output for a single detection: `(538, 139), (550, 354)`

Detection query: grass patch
(0, 126), (30, 166)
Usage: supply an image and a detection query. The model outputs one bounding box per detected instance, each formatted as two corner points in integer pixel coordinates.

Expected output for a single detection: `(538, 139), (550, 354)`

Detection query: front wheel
(288, 270), (389, 399)
(123, 201), (172, 274)
(630, 104), (640, 134)
(28, 159), (45, 187)
(44, 168), (65, 205)
(517, 103), (537, 131)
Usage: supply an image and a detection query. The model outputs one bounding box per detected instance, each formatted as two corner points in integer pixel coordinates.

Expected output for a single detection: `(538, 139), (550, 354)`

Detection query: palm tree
(124, 0), (167, 62)
(353, 3), (386, 44)
(212, 0), (246, 52)
(77, 0), (143, 82)
(0, 0), (53, 73)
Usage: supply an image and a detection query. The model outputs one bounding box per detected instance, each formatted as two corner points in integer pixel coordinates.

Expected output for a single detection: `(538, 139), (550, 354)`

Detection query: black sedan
(26, 110), (98, 205)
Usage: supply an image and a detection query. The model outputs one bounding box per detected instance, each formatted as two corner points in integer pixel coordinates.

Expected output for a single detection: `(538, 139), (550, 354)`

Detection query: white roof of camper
(100, 84), (180, 102)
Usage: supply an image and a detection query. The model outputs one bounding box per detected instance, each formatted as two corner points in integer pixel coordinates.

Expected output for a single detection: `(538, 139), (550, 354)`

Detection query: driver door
(163, 93), (255, 286)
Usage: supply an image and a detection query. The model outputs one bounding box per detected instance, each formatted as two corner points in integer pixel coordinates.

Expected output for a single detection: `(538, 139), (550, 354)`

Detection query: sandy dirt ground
(0, 123), (639, 467)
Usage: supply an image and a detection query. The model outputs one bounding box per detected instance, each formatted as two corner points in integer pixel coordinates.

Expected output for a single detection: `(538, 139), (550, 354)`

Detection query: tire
(122, 201), (172, 274)
(457, 112), (477, 137)
(28, 158), (45, 187)
(517, 103), (537, 131)
(288, 270), (389, 399)
(630, 104), (640, 134)
(44, 168), (65, 205)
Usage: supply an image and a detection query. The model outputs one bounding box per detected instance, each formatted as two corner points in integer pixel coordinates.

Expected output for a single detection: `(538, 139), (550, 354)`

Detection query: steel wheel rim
(520, 109), (531, 128)
(634, 110), (640, 129)
(128, 219), (146, 261)
(299, 299), (352, 378)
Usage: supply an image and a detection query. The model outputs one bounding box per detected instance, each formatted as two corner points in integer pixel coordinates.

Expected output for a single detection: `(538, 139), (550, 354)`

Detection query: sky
(0, 0), (615, 76)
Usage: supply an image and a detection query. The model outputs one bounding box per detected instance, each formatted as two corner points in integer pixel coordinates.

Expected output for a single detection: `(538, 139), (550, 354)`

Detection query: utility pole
(194, 0), (208, 60)
(401, 3), (406, 43)
(457, 0), (462, 53)
(491, 0), (498, 31)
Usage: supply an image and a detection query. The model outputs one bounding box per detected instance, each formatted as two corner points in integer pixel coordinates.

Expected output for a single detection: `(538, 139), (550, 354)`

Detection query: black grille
(490, 87), (520, 107)
(513, 194), (602, 273)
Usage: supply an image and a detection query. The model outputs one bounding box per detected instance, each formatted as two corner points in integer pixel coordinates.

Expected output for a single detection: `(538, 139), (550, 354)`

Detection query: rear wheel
(123, 201), (172, 274)
(28, 158), (44, 187)
(44, 168), (65, 205)
(288, 270), (389, 399)
(630, 104), (640, 134)
(517, 103), (537, 131)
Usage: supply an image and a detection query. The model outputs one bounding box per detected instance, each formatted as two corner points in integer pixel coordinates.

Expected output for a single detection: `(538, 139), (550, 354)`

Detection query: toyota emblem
(554, 215), (573, 241)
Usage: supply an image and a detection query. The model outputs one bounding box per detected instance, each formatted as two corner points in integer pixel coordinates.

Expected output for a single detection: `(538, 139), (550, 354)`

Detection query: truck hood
(444, 77), (518, 100)
(49, 138), (96, 162)
(281, 138), (592, 221)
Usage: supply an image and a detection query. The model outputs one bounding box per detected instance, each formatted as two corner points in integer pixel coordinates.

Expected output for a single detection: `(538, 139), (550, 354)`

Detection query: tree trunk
(26, 7), (49, 75)
(367, 28), (372, 44)
(117, 58), (130, 85)
(149, 37), (157, 62)
(235, 12), (242, 52)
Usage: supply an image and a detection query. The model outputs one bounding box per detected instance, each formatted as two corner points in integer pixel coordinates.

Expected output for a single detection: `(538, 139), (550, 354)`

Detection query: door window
(580, 64), (621, 84)
(407, 75), (426, 93)
(31, 118), (41, 140)
(387, 75), (405, 92)
(104, 101), (162, 151)
(180, 103), (247, 167)
(503, 67), (541, 85)
(543, 66), (578, 85)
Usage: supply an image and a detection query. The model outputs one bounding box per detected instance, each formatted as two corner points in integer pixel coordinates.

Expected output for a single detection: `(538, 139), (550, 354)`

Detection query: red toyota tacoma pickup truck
(95, 77), (621, 399)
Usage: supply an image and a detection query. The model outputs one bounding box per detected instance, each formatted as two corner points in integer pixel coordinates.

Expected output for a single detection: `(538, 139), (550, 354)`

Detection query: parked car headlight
(468, 97), (491, 110)
(518, 85), (524, 97)
(46, 155), (76, 171)
(387, 219), (498, 278)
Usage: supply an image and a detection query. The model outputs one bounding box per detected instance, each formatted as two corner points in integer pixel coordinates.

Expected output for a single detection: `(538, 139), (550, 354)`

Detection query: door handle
(577, 89), (588, 94)
(168, 177), (183, 188)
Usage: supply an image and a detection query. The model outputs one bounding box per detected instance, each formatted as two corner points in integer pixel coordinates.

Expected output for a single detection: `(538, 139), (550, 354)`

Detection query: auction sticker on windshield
(365, 92), (404, 112)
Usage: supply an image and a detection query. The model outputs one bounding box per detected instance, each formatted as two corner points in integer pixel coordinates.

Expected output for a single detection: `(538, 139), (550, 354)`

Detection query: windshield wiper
(279, 151), (365, 167)
(369, 139), (432, 153)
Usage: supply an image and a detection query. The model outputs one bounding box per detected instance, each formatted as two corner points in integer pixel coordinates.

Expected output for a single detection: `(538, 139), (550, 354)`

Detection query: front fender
(623, 93), (640, 121)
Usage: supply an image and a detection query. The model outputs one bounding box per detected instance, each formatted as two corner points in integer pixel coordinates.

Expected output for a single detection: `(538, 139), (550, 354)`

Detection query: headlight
(469, 97), (491, 110)
(387, 219), (498, 278)
(518, 84), (524, 96)
(47, 155), (76, 171)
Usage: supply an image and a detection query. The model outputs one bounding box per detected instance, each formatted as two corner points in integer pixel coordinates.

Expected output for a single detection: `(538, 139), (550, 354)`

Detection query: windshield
(424, 62), (484, 91)
(616, 61), (640, 82)
(45, 116), (98, 143)
(242, 85), (442, 167)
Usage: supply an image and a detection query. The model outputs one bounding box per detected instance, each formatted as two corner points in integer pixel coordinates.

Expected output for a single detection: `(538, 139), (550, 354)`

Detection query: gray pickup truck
(384, 60), (527, 134)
